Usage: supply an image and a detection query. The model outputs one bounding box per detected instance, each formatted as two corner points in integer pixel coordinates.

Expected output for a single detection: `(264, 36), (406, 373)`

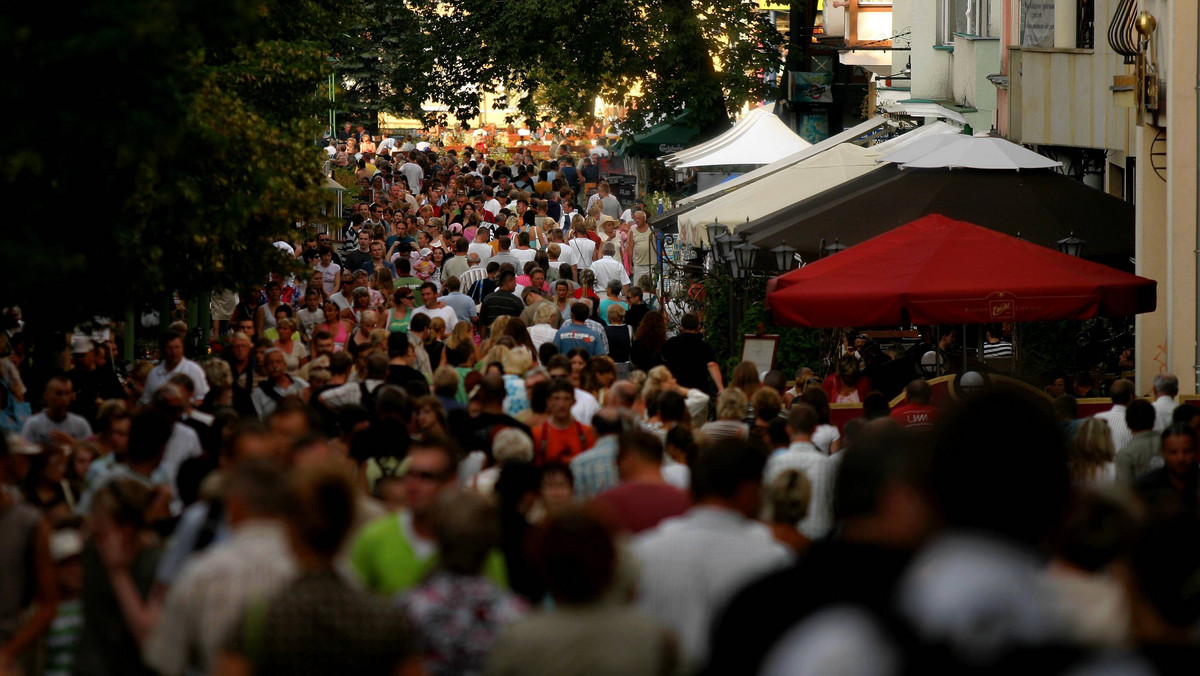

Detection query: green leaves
(339, 0), (783, 132)
(0, 0), (335, 327)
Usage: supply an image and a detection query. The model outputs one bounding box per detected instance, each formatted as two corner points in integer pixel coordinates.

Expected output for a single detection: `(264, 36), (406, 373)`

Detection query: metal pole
(123, 307), (135, 363)
(1194, 3), (1200, 393)
(962, 323), (968, 374)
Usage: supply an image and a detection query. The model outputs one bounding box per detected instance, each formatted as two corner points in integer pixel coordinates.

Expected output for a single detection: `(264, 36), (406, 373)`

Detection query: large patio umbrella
(765, 214), (1157, 327)
(740, 164), (1135, 270)
(879, 133), (1063, 170)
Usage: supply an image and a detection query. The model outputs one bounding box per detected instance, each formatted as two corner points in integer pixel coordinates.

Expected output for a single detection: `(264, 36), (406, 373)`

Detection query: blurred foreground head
(929, 386), (1069, 547)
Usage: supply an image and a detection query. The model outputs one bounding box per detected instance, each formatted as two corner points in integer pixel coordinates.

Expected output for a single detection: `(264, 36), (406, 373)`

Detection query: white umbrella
(590, 146), (610, 157)
(899, 135), (1062, 170)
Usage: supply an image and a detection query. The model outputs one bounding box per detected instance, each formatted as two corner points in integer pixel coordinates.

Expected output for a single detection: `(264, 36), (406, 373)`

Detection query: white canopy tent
(866, 120), (963, 161)
(676, 117), (888, 206)
(680, 144), (880, 246)
(662, 108), (811, 168)
(885, 134), (1063, 170)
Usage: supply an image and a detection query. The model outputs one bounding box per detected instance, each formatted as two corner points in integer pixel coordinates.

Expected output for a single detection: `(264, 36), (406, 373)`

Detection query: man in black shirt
(448, 374), (530, 456)
(479, 269), (524, 330)
(661, 313), (724, 394)
(624, 285), (649, 330)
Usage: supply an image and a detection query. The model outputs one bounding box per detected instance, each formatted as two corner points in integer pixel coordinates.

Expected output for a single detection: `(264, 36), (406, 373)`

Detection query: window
(937, 0), (992, 45)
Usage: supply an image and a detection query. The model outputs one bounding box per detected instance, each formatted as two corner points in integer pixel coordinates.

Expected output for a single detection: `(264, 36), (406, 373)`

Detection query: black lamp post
(769, 241), (799, 272)
(1057, 232), (1087, 257)
(732, 240), (760, 279)
(707, 221), (729, 261)
(823, 238), (848, 257)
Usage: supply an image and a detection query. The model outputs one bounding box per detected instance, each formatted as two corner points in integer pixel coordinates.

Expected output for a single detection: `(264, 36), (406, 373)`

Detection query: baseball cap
(50, 529), (84, 563)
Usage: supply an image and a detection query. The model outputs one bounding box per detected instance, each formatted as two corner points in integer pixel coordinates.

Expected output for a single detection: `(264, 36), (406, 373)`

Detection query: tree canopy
(336, 0), (784, 132)
(2, 0), (341, 326)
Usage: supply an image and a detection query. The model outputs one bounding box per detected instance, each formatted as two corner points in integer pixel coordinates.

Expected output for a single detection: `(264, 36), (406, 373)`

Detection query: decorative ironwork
(1106, 0), (1139, 63)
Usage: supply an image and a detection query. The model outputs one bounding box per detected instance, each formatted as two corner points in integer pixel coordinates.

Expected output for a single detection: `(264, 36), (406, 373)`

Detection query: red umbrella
(765, 214), (1157, 327)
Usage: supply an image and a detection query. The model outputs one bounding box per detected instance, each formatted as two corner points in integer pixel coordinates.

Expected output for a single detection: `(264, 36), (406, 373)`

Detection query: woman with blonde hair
(765, 469), (813, 553)
(274, 318), (309, 377)
(643, 365), (710, 425)
(501, 347), (535, 417)
(446, 321), (481, 367)
(481, 315), (513, 354)
(479, 344), (511, 377)
(700, 388), (750, 441)
(373, 268), (396, 307)
(1068, 418), (1116, 485)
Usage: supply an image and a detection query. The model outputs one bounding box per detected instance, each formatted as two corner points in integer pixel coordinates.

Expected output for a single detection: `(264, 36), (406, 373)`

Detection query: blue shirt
(554, 321), (605, 357)
(442, 292), (478, 323)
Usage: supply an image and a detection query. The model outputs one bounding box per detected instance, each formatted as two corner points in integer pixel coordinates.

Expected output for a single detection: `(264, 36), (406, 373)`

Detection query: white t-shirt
(412, 304), (459, 333)
(812, 424), (841, 455)
(568, 237), (596, 269)
(512, 248), (538, 267)
(468, 242), (493, 266)
(555, 245), (577, 268)
(315, 262), (341, 294)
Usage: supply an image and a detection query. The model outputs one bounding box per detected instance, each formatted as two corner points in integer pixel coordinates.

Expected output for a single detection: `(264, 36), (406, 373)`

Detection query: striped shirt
(982, 340), (1013, 359)
(45, 599), (83, 676)
(1094, 404), (1133, 452)
(144, 521), (296, 676)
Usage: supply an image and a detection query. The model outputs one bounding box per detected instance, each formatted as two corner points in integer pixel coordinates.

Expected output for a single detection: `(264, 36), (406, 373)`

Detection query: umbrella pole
(963, 323), (968, 374)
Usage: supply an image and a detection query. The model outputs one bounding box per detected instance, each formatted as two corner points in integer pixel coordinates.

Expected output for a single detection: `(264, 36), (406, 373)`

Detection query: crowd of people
(2, 135), (1199, 676)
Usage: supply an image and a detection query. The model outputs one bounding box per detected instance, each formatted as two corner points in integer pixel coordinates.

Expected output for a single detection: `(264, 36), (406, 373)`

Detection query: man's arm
(707, 362), (724, 394)
(0, 519), (57, 668)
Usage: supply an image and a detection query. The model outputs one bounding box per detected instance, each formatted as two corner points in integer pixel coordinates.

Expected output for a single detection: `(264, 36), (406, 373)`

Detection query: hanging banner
(791, 72), (834, 103)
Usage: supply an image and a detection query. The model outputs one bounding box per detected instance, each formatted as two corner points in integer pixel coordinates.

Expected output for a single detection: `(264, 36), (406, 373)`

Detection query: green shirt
(394, 276), (423, 292)
(350, 511), (508, 596)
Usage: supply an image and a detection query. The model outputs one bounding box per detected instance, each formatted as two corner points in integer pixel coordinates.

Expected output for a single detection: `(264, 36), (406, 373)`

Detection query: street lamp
(1057, 232), (1087, 257)
(769, 241), (798, 272)
(733, 240), (760, 276)
(823, 238), (848, 256)
(715, 231), (737, 265)
(706, 221), (729, 259)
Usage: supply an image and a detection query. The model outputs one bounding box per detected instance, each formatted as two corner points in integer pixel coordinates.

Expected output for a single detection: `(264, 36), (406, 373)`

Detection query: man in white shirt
(764, 404), (835, 538)
(1151, 373), (1179, 432)
(511, 231), (538, 267)
(144, 461), (296, 676)
(142, 330), (210, 405)
(467, 229), (493, 267)
(633, 437), (791, 668)
(21, 375), (93, 445)
(399, 153), (423, 193)
(1093, 378), (1134, 451)
(412, 283), (459, 333)
(482, 187), (502, 218)
(591, 242), (630, 294)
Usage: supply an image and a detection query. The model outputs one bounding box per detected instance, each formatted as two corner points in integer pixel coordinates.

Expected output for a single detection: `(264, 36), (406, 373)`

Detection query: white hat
(50, 529), (84, 563)
(70, 336), (95, 354)
(419, 247), (432, 258)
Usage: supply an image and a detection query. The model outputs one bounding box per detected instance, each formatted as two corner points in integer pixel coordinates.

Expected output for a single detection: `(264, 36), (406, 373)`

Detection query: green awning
(616, 117), (702, 158)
